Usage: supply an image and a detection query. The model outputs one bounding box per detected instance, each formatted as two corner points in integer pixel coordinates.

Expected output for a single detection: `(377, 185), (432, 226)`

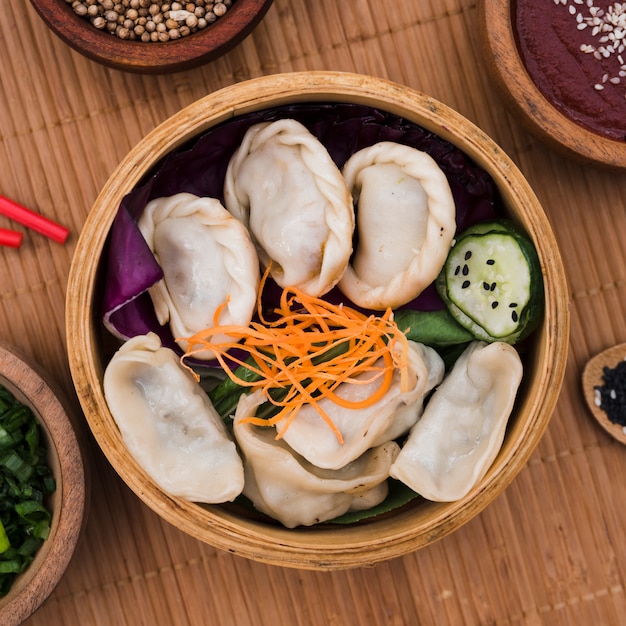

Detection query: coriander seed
(65, 0), (231, 40)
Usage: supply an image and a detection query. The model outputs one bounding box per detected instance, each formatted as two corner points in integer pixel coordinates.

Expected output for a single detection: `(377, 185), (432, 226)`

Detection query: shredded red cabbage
(100, 103), (499, 361)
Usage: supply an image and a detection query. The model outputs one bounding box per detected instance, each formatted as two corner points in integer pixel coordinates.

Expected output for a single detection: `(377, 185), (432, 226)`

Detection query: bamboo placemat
(0, 0), (623, 623)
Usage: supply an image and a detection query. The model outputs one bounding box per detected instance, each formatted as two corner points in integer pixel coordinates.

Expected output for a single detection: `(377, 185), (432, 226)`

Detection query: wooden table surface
(2, 1), (625, 624)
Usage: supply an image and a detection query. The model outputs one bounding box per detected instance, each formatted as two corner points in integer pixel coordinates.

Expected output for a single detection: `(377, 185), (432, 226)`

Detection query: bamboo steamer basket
(65, 72), (569, 570)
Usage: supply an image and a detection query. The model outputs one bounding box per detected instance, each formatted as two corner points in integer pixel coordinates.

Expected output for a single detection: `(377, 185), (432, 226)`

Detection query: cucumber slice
(436, 220), (544, 344)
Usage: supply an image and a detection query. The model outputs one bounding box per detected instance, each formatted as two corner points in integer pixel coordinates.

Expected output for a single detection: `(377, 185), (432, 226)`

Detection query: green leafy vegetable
(393, 308), (474, 348)
(0, 384), (55, 597)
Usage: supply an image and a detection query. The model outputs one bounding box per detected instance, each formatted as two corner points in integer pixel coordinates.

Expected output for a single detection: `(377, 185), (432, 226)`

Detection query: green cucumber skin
(436, 220), (544, 344)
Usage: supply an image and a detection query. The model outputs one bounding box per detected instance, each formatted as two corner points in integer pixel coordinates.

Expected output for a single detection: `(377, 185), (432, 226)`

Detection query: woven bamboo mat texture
(0, 0), (622, 624)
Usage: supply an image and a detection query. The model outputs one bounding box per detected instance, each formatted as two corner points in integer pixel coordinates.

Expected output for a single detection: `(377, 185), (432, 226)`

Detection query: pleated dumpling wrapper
(234, 390), (399, 528)
(338, 142), (456, 310)
(103, 332), (244, 504)
(223, 119), (354, 297)
(390, 341), (523, 502)
(277, 341), (445, 470)
(137, 192), (260, 360)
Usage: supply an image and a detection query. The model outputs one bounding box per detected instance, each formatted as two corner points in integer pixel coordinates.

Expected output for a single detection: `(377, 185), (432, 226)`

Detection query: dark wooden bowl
(479, 0), (626, 169)
(29, 0), (274, 74)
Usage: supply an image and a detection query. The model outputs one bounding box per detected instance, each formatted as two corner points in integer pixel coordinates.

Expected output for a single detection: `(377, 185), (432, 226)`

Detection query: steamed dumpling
(338, 142), (456, 309)
(277, 341), (445, 470)
(137, 192), (259, 359)
(223, 119), (354, 297)
(390, 341), (523, 502)
(103, 332), (245, 504)
(234, 390), (398, 528)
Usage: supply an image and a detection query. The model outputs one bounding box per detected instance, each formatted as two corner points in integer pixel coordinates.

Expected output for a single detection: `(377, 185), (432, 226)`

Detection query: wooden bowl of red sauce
(29, 0), (274, 74)
(480, 0), (626, 169)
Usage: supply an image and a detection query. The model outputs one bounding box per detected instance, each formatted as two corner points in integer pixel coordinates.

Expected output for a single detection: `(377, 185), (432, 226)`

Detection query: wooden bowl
(479, 0), (626, 169)
(29, 0), (274, 74)
(582, 342), (626, 446)
(0, 341), (85, 625)
(65, 71), (570, 570)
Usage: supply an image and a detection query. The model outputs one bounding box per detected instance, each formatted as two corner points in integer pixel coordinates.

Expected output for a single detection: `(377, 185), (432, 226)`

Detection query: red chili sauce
(515, 0), (626, 141)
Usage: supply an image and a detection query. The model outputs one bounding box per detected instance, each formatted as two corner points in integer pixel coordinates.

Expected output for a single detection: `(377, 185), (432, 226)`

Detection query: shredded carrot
(183, 268), (410, 444)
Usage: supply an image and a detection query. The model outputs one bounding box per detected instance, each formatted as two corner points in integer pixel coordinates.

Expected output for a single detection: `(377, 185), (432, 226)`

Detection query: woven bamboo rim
(65, 71), (569, 570)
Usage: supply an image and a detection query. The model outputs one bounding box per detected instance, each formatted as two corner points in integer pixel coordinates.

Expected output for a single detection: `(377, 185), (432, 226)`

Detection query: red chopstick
(0, 195), (69, 244)
(0, 227), (22, 248)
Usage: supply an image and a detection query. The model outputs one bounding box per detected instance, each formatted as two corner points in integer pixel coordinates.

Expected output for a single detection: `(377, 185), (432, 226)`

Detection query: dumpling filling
(103, 333), (245, 504)
(224, 119), (354, 297)
(338, 142), (456, 309)
(234, 390), (399, 528)
(137, 192), (260, 360)
(390, 341), (523, 501)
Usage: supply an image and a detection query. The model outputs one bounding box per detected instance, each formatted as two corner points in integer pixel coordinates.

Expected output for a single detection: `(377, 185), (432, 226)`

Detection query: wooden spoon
(582, 343), (626, 445)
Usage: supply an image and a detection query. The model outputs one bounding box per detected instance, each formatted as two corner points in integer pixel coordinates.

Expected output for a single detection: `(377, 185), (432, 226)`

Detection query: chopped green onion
(0, 521), (10, 553)
(0, 384), (55, 596)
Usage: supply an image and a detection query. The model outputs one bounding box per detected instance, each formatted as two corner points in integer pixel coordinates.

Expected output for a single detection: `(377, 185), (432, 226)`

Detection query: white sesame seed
(556, 1), (626, 100)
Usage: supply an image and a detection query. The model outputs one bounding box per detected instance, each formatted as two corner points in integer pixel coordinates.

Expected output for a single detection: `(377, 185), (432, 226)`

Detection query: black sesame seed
(486, 259), (495, 265)
(509, 302), (518, 308)
(596, 361), (626, 426)
(511, 310), (518, 322)
(465, 250), (472, 260)
(483, 281), (490, 290)
(490, 282), (497, 291)
(462, 280), (470, 289)
(454, 265), (461, 276)
(492, 301), (499, 309)
(462, 264), (469, 276)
